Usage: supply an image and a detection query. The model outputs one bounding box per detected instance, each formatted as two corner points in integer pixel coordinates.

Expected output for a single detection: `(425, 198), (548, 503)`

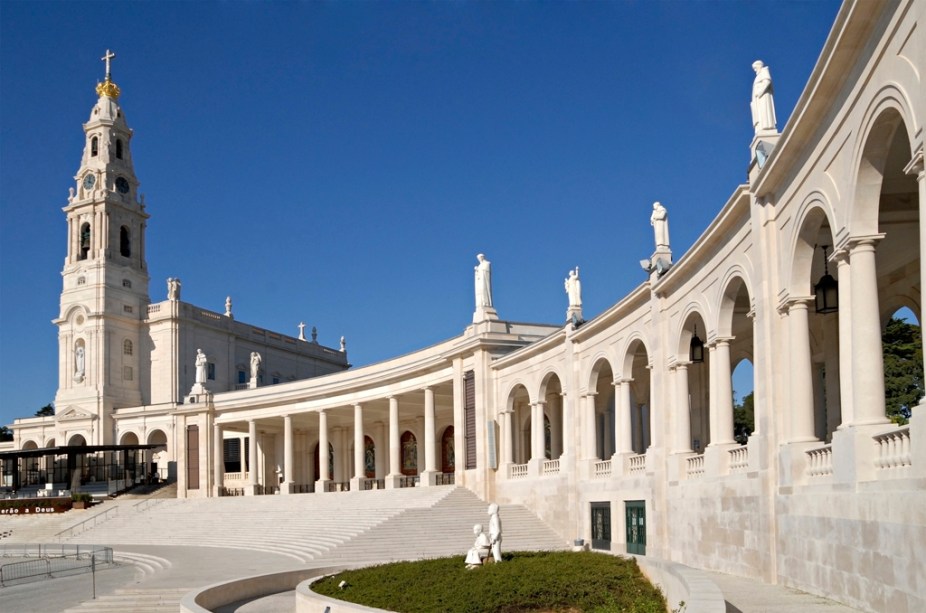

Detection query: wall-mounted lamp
(689, 325), (705, 363)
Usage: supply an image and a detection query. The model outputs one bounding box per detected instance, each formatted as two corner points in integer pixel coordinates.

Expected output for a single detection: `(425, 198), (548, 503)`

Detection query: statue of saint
(75, 345), (85, 381)
(751, 60), (777, 133)
(565, 267), (582, 308)
(167, 277), (181, 301)
(225, 296), (233, 318)
(194, 348), (208, 384)
(488, 503), (502, 563)
(650, 202), (670, 250)
(250, 351), (261, 380)
(474, 254), (493, 308)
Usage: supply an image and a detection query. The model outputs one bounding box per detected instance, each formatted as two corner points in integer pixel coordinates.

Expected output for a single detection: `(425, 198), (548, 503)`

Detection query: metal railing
(55, 506), (119, 540)
(0, 545), (112, 587)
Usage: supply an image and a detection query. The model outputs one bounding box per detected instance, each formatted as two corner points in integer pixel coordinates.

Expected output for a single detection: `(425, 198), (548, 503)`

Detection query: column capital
(846, 234), (885, 253)
(612, 377), (633, 386)
(583, 391), (598, 398)
(903, 148), (924, 179)
(778, 295), (814, 315)
(710, 336), (735, 348)
(532, 400), (547, 408)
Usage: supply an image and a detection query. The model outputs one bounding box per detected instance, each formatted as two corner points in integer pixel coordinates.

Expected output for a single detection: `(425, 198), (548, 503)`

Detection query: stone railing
(806, 444), (833, 477)
(509, 463), (528, 479)
(873, 426), (911, 469)
(686, 454), (705, 478)
(628, 454), (646, 475)
(398, 475), (419, 488)
(224, 472), (246, 482)
(147, 304), (161, 315)
(436, 472), (455, 485)
(542, 459), (560, 475)
(593, 459), (612, 478)
(729, 446), (749, 473)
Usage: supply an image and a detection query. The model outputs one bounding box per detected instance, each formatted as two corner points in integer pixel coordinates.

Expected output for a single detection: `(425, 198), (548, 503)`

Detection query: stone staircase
(62, 587), (190, 613)
(315, 487), (568, 565)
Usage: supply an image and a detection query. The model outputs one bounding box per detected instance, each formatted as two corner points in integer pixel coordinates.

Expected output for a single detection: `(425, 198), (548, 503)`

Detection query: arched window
(123, 339), (133, 356)
(120, 226), (130, 257)
(79, 223), (91, 260)
(116, 139), (123, 159)
(90, 136), (98, 157)
(401, 431), (418, 476)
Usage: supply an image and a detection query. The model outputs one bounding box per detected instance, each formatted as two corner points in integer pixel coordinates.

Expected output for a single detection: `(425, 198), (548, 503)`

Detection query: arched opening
(589, 359), (615, 460)
(79, 222), (91, 260)
(622, 340), (652, 455)
(120, 432), (139, 446)
(91, 136), (98, 157)
(719, 276), (756, 445)
(732, 360), (755, 444)
(313, 442), (334, 481)
(116, 139), (123, 159)
(882, 307), (922, 425)
(441, 426), (455, 473)
(540, 373), (565, 460)
(147, 429), (169, 481)
(68, 434), (87, 446)
(506, 385), (531, 464)
(678, 313), (710, 452)
(363, 435), (375, 478)
(400, 431), (418, 476)
(120, 226), (131, 257)
(123, 339), (133, 356)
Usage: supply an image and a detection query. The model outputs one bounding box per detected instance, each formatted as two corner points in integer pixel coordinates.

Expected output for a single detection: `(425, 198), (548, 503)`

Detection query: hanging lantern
(689, 325), (705, 363)
(814, 245), (838, 314)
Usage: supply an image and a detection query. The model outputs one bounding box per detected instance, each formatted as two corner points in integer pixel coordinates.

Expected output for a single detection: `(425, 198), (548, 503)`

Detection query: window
(77, 276), (86, 286)
(238, 370), (246, 384)
(116, 139), (123, 159)
(120, 226), (131, 257)
(123, 366), (133, 381)
(208, 363), (216, 380)
(123, 339), (133, 356)
(122, 278), (132, 288)
(272, 376), (280, 385)
(123, 305), (133, 314)
(91, 136), (98, 157)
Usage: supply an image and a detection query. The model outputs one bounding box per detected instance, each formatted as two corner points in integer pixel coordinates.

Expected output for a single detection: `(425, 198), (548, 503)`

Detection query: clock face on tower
(116, 177), (130, 194)
(83, 174), (95, 190)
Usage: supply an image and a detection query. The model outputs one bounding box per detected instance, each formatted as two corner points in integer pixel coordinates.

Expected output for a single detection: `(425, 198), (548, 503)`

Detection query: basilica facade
(7, 1), (925, 611)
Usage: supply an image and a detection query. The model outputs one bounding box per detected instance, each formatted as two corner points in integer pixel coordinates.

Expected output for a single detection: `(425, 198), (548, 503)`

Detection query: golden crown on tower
(95, 49), (121, 99)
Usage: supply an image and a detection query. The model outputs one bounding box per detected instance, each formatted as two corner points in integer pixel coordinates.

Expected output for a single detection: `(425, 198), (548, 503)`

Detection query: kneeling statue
(464, 523), (492, 568)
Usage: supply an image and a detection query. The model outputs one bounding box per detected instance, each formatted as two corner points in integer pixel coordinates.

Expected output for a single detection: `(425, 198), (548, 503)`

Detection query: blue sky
(0, 0), (841, 426)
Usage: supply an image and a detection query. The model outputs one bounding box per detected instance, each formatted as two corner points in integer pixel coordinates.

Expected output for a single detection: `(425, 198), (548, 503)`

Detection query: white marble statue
(194, 348), (208, 384)
(651, 202), (670, 250)
(225, 296), (233, 318)
(751, 60), (777, 133)
(167, 277), (181, 301)
(475, 253), (493, 308)
(250, 351), (261, 380)
(340, 336), (346, 352)
(464, 523), (492, 568)
(565, 267), (582, 308)
(488, 503), (502, 563)
(75, 345), (85, 381)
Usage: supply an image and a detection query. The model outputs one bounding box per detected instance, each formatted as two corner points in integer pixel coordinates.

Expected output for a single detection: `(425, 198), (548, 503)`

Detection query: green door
(625, 500), (646, 555)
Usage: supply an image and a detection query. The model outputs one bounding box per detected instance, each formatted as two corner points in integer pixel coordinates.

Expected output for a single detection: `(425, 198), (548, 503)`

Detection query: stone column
(316, 410), (329, 492)
(711, 338), (736, 446)
(423, 387), (437, 484)
(584, 393), (598, 460)
(615, 379), (633, 456)
(350, 404), (364, 490)
(531, 402), (546, 468)
(835, 251), (854, 428)
(848, 237), (889, 425)
(647, 364), (660, 449)
(822, 311), (841, 438)
(374, 421), (386, 480)
(549, 395), (563, 458)
(707, 343), (717, 446)
(787, 299), (818, 441)
(247, 419), (258, 495)
(905, 151), (926, 413)
(213, 422), (223, 496)
(634, 404), (645, 453)
(282, 414), (294, 494)
(502, 409), (514, 465)
(674, 364), (692, 453)
(386, 397), (400, 488)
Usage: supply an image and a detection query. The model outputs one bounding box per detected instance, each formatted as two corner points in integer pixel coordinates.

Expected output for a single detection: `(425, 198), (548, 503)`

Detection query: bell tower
(53, 51), (151, 446)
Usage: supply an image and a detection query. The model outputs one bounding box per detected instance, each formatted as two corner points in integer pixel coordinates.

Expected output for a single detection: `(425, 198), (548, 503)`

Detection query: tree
(0, 426), (12, 442)
(35, 403), (55, 417)
(733, 392), (754, 444)
(882, 316), (923, 424)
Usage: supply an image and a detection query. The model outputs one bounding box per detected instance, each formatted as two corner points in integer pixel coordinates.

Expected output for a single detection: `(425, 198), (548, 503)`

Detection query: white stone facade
(7, 1), (926, 611)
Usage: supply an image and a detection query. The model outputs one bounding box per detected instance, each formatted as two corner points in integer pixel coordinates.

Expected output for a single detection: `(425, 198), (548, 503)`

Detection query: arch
(849, 86), (918, 235)
(21, 440), (38, 450)
(147, 429), (168, 447)
(787, 197), (837, 298)
(674, 304), (710, 360)
(501, 379), (534, 409)
(539, 372), (565, 460)
(79, 222), (91, 260)
(68, 434), (87, 446)
(116, 138), (123, 159)
(538, 367), (567, 399)
(400, 431), (418, 476)
(586, 355), (616, 392)
(90, 136), (98, 157)
(120, 226), (131, 257)
(120, 431), (139, 446)
(716, 268), (754, 337)
(44, 437), (56, 448)
(505, 384), (532, 464)
(441, 426), (455, 473)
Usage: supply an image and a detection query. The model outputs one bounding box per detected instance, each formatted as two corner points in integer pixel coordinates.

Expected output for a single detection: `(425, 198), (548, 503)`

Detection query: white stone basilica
(6, 1), (926, 611)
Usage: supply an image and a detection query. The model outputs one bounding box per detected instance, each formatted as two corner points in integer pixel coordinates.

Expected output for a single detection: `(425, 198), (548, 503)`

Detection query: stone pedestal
(473, 306), (499, 323)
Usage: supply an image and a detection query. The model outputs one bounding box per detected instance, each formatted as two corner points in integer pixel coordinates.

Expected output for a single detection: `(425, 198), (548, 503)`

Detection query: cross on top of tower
(101, 49), (116, 79)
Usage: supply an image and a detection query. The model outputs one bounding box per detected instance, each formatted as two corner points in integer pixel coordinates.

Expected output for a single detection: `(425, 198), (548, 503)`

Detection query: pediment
(57, 406), (97, 421)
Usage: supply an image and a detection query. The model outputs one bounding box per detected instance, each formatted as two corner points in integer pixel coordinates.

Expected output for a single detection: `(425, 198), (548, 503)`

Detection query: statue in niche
(650, 202), (670, 250)
(464, 523), (492, 568)
(194, 348), (208, 384)
(250, 352), (261, 380)
(564, 267), (582, 308)
(751, 60), (777, 133)
(474, 253), (493, 308)
(74, 345), (85, 382)
(488, 503), (503, 563)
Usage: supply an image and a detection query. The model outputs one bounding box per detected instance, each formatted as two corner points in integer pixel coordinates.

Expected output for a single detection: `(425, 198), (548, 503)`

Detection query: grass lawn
(312, 550), (667, 612)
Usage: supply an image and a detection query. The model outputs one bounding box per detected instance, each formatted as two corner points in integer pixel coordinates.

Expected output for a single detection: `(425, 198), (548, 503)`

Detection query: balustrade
(509, 464), (529, 479)
(686, 454), (705, 478)
(805, 445), (833, 477)
(873, 426), (912, 469)
(398, 475), (419, 488)
(593, 459), (612, 478)
(542, 459), (560, 475)
(628, 454), (646, 475)
(728, 446), (749, 473)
